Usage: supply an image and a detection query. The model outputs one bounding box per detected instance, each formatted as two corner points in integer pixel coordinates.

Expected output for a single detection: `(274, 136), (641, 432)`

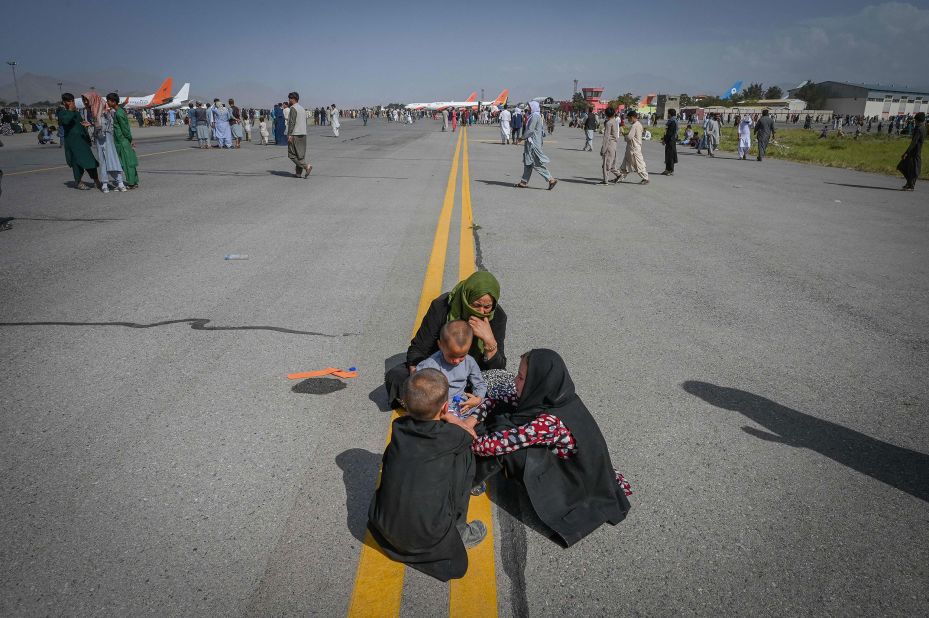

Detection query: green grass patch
(646, 124), (926, 179)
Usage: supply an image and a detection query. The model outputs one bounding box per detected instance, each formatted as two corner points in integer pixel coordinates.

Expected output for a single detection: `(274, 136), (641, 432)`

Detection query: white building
(789, 81), (929, 118)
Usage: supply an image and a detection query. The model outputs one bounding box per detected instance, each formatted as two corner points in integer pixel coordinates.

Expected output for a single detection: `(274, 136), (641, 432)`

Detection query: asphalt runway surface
(1, 119), (927, 617)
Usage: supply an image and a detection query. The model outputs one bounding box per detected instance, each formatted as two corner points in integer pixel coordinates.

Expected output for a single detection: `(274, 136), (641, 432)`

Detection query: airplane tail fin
(722, 81), (743, 100)
(465, 92), (477, 102)
(492, 89), (509, 105)
(153, 77), (173, 105)
(174, 83), (190, 102)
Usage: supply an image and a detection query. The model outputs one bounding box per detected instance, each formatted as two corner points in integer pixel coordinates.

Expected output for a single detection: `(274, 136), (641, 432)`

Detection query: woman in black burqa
(472, 349), (631, 546)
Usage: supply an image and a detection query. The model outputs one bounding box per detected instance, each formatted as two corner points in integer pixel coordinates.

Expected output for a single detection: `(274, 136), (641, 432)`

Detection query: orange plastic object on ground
(287, 367), (358, 380)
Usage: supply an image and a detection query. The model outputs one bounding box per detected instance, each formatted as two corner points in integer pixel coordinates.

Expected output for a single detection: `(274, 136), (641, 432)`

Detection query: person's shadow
(683, 381), (929, 503)
(335, 449), (382, 542)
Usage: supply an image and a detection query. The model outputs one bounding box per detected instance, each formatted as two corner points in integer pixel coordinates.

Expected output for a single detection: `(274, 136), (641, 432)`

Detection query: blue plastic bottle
(449, 394), (464, 417)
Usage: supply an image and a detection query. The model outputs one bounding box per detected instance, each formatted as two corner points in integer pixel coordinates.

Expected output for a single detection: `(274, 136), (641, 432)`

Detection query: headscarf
(82, 91), (106, 126)
(528, 100), (541, 122)
(510, 349), (578, 425)
(446, 271), (500, 354)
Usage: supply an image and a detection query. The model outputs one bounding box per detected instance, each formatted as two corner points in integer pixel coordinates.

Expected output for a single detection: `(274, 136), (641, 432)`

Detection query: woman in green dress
(106, 93), (139, 189)
(57, 93), (100, 190)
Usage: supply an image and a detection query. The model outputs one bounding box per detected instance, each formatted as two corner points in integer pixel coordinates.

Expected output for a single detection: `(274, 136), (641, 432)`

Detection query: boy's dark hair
(604, 107), (615, 118)
(762, 109), (770, 116)
(61, 92), (74, 103)
(916, 112), (926, 123)
(106, 93), (119, 103)
(439, 320), (473, 348)
(401, 369), (449, 420)
(627, 109), (638, 118)
(289, 92), (299, 101)
(668, 108), (677, 117)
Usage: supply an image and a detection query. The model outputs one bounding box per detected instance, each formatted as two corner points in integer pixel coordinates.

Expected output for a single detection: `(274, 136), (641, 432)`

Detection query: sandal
(547, 179), (558, 190)
(514, 181), (528, 188)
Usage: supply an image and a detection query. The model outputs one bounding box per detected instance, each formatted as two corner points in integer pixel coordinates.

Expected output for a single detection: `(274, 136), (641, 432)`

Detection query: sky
(1, 0), (928, 107)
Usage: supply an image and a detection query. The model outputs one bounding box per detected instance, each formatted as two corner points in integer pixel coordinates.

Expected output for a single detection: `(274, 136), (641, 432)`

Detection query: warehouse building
(789, 81), (928, 117)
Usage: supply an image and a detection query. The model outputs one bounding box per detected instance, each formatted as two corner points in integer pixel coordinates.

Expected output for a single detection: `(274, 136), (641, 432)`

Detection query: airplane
(152, 83), (191, 110)
(74, 77), (174, 110)
(426, 89), (509, 111)
(406, 92), (477, 111)
(720, 80), (743, 101)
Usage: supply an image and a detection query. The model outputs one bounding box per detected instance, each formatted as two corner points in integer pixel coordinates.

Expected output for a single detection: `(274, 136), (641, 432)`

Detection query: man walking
(754, 109), (775, 161)
(186, 102), (196, 140)
(582, 107), (597, 151)
(330, 104), (341, 137)
(618, 110), (649, 184)
(704, 113), (720, 157)
(599, 107), (620, 184)
(898, 111), (925, 191)
(499, 105), (511, 144)
(661, 109), (679, 176)
(286, 92), (312, 179)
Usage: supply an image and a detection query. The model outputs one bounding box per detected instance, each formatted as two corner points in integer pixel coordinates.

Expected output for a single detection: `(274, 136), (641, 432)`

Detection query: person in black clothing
(368, 369), (485, 581)
(384, 271), (507, 407)
(662, 109), (679, 175)
(898, 111), (925, 191)
(471, 349), (631, 547)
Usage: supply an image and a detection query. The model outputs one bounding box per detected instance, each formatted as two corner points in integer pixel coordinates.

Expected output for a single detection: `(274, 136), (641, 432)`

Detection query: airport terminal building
(789, 81), (928, 118)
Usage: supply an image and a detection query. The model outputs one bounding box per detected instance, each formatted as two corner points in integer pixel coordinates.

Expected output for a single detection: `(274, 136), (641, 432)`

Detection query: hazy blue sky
(2, 0), (927, 106)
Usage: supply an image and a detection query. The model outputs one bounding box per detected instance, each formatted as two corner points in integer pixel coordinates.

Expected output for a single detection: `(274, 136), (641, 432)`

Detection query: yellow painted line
(449, 128), (499, 618)
(347, 129), (465, 618)
(457, 129), (475, 281)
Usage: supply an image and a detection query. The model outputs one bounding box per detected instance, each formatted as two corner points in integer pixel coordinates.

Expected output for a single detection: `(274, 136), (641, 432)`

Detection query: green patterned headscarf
(447, 271), (500, 354)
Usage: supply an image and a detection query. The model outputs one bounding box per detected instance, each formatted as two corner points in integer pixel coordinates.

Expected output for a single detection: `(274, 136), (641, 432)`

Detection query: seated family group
(369, 271), (632, 581)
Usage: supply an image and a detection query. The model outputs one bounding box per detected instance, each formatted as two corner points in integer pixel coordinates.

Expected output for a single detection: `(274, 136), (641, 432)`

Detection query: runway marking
(4, 148), (192, 176)
(449, 128), (499, 618)
(347, 129), (465, 618)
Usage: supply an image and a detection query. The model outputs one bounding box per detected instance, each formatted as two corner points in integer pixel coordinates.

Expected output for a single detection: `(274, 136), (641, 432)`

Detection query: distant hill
(0, 71), (165, 105)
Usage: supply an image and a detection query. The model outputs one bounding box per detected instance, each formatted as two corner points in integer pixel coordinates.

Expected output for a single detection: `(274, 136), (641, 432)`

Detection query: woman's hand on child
(443, 413), (478, 438)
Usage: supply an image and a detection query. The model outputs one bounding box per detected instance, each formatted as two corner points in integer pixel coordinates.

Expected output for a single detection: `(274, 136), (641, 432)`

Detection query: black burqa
(368, 416), (475, 581)
(478, 349), (630, 547)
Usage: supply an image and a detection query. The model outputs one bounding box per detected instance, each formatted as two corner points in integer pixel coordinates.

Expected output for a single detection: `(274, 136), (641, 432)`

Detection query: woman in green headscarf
(384, 271), (508, 407)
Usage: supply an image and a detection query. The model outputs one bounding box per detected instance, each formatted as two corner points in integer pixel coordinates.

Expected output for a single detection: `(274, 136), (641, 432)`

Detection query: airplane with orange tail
(74, 77), (175, 110)
(405, 91), (477, 111)
(425, 89), (509, 111)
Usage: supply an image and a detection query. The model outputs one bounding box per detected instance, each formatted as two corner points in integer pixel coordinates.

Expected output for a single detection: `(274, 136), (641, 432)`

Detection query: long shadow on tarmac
(335, 448), (381, 542)
(475, 179), (542, 189)
(683, 381), (929, 502)
(823, 182), (901, 191)
(0, 318), (354, 337)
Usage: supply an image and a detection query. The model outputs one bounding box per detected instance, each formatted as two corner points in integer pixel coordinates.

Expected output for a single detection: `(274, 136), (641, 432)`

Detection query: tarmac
(1, 118), (927, 617)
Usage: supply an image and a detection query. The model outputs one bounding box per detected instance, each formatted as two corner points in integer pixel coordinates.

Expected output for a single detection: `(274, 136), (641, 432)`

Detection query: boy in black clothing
(368, 369), (486, 581)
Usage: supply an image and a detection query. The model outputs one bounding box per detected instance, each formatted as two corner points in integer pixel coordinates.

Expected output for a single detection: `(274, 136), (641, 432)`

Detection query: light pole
(481, 88), (484, 101)
(7, 61), (22, 116)
(57, 82), (63, 97)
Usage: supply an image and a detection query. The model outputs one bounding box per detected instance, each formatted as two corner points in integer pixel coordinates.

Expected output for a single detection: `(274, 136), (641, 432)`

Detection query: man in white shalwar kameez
(617, 110), (649, 184)
(738, 116), (753, 159)
(499, 106), (512, 144)
(330, 104), (341, 137)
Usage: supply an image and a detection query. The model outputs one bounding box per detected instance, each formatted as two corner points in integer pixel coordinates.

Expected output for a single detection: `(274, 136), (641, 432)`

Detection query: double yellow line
(347, 128), (498, 617)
